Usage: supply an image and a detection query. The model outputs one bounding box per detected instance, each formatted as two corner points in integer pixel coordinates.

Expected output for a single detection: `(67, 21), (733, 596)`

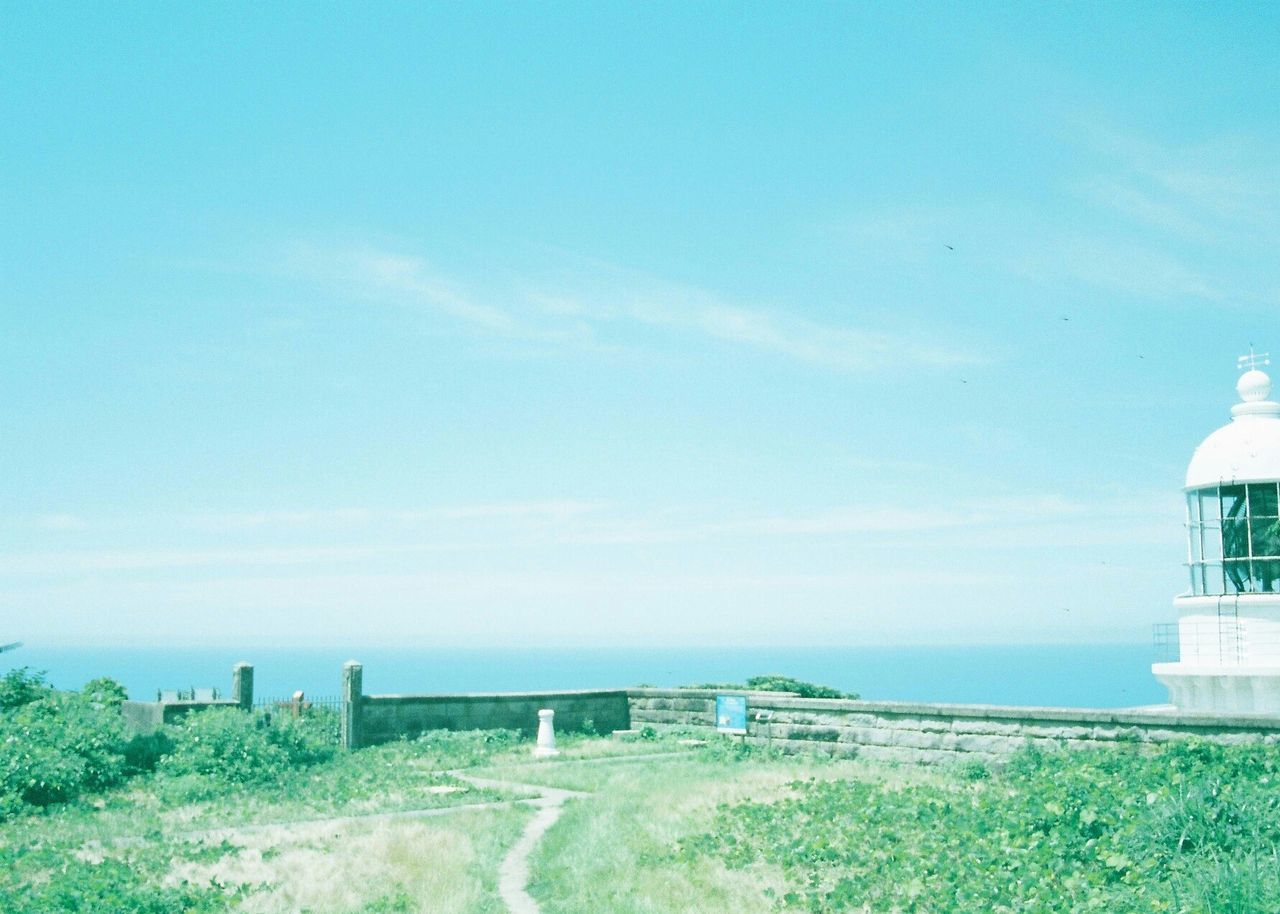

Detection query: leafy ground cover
(0, 670), (537, 913)
(6, 669), (1277, 914)
(676, 741), (1280, 913)
(508, 735), (940, 913)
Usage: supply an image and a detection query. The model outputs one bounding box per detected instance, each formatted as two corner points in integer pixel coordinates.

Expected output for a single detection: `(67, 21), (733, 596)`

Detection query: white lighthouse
(1153, 352), (1280, 713)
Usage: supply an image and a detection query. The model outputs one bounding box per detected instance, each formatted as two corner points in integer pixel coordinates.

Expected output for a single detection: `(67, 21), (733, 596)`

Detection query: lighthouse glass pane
(1256, 561), (1280, 593)
(1203, 529), (1223, 563)
(1249, 483), (1280, 518)
(1200, 490), (1221, 522)
(1251, 519), (1280, 558)
(1189, 528), (1203, 562)
(1203, 563), (1223, 594)
(1221, 485), (1247, 521)
(1223, 518), (1250, 559)
(1225, 560), (1250, 593)
(1188, 493), (1201, 525)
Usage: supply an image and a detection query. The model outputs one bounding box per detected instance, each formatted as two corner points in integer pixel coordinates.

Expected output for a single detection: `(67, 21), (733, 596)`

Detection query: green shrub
(681, 740), (1280, 913)
(159, 708), (335, 786)
(0, 674), (130, 816)
(682, 673), (858, 700)
(0, 842), (231, 914)
(406, 728), (520, 768)
(0, 667), (51, 709)
(82, 677), (128, 708)
(123, 731), (174, 774)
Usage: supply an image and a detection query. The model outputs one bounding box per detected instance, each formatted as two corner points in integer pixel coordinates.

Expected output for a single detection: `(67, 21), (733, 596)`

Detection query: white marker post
(533, 708), (560, 758)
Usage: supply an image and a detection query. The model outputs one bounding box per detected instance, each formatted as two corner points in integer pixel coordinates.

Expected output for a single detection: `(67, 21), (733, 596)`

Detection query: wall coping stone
(365, 688), (629, 704)
(123, 699), (239, 710)
(624, 689), (1280, 731)
(627, 688), (801, 699)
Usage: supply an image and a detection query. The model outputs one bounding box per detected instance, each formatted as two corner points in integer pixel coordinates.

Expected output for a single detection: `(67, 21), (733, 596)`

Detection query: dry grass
(165, 805), (530, 914)
(519, 752), (902, 914)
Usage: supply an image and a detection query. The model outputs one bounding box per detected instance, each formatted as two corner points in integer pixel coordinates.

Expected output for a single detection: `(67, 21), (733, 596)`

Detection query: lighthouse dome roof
(1186, 367), (1280, 489)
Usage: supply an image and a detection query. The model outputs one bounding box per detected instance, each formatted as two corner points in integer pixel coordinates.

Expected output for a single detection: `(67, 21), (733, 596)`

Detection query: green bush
(0, 676), (130, 815)
(158, 708), (335, 786)
(682, 673), (858, 700)
(681, 740), (1280, 913)
(82, 677), (128, 708)
(0, 842), (231, 914)
(0, 667), (52, 709)
(123, 731), (174, 774)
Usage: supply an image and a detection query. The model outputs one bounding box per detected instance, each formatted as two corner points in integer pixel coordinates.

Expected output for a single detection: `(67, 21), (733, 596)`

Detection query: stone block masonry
(121, 662), (252, 736)
(121, 697), (240, 735)
(116, 661), (1280, 763)
(353, 688), (632, 749)
(626, 689), (1280, 763)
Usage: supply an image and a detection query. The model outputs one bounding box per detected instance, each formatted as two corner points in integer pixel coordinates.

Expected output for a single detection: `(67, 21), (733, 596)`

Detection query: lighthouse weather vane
(1238, 347), (1270, 372)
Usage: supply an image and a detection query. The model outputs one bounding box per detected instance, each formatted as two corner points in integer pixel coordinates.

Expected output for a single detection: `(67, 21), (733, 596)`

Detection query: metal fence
(255, 693), (344, 714)
(253, 692), (345, 742)
(156, 687), (223, 702)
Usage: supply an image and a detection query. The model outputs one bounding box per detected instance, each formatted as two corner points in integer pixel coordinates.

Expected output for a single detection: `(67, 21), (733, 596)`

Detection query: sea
(6, 643), (1168, 709)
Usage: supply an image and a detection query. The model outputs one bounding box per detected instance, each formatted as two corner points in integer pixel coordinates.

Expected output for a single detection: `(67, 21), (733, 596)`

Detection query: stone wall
(121, 698), (240, 735)
(121, 661), (253, 735)
(355, 689), (631, 748)
(627, 689), (1280, 764)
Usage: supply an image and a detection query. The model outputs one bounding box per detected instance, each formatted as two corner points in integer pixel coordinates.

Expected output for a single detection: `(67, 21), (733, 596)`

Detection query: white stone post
(533, 708), (560, 758)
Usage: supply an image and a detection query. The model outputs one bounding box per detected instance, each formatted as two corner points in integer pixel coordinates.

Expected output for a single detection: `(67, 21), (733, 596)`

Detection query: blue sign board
(716, 694), (748, 734)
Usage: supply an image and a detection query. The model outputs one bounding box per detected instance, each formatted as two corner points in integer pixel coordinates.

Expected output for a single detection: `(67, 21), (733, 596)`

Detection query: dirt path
(453, 750), (695, 914)
(98, 748), (695, 913)
(453, 773), (587, 914)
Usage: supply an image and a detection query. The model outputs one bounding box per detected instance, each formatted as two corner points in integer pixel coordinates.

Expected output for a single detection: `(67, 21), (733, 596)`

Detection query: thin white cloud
(184, 500), (608, 532)
(286, 243), (522, 334)
(1, 490), (1177, 577)
(832, 125), (1280, 306)
(1007, 233), (1222, 301)
(1072, 124), (1280, 253)
(35, 514), (91, 532)
(529, 267), (983, 372)
(282, 241), (982, 373)
(1075, 179), (1217, 244)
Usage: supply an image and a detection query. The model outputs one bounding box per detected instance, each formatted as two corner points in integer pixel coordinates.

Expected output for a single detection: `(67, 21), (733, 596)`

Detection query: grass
(0, 730), (537, 914)
(498, 734), (944, 913)
(6, 722), (1278, 913)
(170, 806), (531, 914)
(498, 734), (1280, 914)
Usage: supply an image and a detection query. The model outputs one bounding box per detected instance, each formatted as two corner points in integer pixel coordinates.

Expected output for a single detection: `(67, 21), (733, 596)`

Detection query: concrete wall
(627, 688), (1280, 764)
(355, 689), (631, 748)
(121, 699), (240, 735)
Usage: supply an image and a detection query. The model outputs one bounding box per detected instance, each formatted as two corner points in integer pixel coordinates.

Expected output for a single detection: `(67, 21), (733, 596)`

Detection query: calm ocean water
(7, 643), (1167, 709)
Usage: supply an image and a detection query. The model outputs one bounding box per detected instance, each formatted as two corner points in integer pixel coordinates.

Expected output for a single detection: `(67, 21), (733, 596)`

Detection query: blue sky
(3, 4), (1280, 648)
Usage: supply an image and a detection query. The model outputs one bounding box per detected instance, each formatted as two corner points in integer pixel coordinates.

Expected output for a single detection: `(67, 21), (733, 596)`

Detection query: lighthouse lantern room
(1153, 351), (1280, 713)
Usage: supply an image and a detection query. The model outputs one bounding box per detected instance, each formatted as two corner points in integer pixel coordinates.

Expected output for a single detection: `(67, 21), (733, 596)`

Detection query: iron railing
(254, 693), (344, 716)
(253, 692), (344, 743)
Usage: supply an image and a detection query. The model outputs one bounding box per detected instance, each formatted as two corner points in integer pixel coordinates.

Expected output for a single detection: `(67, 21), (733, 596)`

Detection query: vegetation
(681, 674), (859, 700)
(677, 740), (1280, 913)
(0, 668), (132, 816)
(4, 668), (1277, 913)
(0, 670), (530, 913)
(157, 707), (336, 786)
